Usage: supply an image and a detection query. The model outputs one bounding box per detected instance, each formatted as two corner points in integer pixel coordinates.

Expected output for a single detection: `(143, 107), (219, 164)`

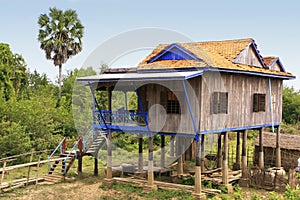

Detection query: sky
(1, 0), (300, 89)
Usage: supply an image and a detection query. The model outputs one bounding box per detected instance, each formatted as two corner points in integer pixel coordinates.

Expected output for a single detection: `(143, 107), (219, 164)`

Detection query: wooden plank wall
(141, 78), (201, 135)
(235, 45), (264, 68)
(200, 71), (282, 132)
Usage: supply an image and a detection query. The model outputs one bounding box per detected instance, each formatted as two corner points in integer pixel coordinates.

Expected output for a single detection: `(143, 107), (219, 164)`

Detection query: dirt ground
(0, 179), (142, 200)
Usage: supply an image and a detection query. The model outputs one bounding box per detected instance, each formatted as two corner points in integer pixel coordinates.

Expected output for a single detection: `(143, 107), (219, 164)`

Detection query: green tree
(0, 43), (28, 99)
(38, 7), (84, 105)
(282, 86), (300, 124)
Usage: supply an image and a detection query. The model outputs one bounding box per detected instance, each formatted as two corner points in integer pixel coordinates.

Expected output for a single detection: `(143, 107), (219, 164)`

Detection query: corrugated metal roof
(76, 70), (203, 83)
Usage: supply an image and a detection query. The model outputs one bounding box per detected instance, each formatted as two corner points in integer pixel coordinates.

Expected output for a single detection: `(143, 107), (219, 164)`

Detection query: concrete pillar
(217, 133), (222, 168)
(144, 134), (157, 191)
(258, 128), (264, 169)
(222, 132), (229, 185)
(241, 130), (247, 178)
(160, 135), (165, 168)
(193, 135), (206, 199)
(138, 135), (143, 172)
(276, 126), (281, 168)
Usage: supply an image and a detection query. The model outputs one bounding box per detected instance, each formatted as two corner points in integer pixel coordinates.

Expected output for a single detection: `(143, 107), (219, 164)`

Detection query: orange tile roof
(137, 38), (294, 78)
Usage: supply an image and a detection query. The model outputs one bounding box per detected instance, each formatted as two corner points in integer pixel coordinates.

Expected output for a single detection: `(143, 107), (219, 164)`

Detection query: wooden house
(77, 38), (295, 197)
(253, 132), (300, 170)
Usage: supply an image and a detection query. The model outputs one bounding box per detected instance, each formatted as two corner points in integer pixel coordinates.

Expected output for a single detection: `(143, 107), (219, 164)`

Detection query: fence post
(0, 159), (6, 186)
(26, 151), (34, 186)
(35, 156), (40, 188)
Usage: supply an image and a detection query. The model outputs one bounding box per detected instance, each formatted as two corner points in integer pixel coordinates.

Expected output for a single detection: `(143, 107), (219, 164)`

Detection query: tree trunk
(57, 64), (62, 107)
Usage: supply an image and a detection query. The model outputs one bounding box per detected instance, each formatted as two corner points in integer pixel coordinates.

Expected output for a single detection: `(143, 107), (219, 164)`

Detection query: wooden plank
(0, 157), (72, 172)
(112, 177), (221, 195)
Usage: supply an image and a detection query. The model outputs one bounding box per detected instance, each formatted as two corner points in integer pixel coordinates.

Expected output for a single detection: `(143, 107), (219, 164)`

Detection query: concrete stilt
(258, 128), (264, 169)
(239, 130), (249, 187)
(193, 135), (206, 199)
(276, 126), (281, 168)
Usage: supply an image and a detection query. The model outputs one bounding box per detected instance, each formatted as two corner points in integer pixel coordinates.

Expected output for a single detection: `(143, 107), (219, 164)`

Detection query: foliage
(268, 191), (283, 200)
(38, 7), (84, 104)
(233, 184), (243, 200)
(282, 86), (300, 124)
(0, 121), (31, 157)
(284, 184), (300, 200)
(0, 43), (28, 99)
(250, 193), (261, 200)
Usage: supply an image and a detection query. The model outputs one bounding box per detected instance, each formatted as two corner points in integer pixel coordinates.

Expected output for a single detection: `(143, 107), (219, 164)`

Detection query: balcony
(93, 109), (149, 133)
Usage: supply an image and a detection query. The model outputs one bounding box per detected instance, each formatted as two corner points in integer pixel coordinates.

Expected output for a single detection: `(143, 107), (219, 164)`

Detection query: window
(253, 93), (266, 112)
(161, 91), (180, 114)
(212, 92), (228, 114)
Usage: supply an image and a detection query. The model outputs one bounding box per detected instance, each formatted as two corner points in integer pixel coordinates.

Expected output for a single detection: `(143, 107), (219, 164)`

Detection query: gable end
(233, 41), (266, 68)
(147, 43), (201, 63)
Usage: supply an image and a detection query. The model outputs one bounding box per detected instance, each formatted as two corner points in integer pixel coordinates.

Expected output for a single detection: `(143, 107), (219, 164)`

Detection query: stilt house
(76, 38), (295, 196)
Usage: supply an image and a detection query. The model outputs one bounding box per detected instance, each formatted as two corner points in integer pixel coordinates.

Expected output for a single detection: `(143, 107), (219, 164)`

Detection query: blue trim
(137, 67), (210, 73)
(210, 67), (295, 80)
(89, 83), (108, 129)
(148, 43), (201, 63)
(92, 124), (196, 137)
(200, 122), (281, 134)
(184, 71), (204, 79)
(137, 66), (295, 80)
(250, 40), (267, 68)
(182, 80), (199, 141)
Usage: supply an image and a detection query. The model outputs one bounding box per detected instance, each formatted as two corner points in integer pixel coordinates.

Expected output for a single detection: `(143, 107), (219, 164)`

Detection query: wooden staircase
(47, 130), (106, 177)
(48, 151), (76, 176)
(85, 133), (106, 156)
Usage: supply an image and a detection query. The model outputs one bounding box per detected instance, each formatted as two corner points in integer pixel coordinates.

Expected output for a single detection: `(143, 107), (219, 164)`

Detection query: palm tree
(38, 7), (84, 105)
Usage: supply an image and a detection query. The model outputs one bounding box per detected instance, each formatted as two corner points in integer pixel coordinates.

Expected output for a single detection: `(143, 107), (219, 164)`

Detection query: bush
(284, 184), (300, 200)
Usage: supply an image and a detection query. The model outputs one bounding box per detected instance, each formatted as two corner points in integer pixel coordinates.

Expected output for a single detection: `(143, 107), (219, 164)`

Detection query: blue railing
(93, 110), (148, 126)
(48, 137), (66, 170)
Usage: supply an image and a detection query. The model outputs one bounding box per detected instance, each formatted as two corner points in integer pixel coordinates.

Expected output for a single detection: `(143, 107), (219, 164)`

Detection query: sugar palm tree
(38, 7), (84, 105)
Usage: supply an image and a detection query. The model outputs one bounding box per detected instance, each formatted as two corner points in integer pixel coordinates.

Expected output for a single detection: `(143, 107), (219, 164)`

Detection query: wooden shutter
(258, 94), (265, 112)
(253, 94), (259, 112)
(212, 92), (219, 114)
(220, 92), (228, 114)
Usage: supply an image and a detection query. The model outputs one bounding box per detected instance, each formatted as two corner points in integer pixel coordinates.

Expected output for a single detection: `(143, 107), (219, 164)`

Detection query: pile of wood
(202, 168), (242, 186)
